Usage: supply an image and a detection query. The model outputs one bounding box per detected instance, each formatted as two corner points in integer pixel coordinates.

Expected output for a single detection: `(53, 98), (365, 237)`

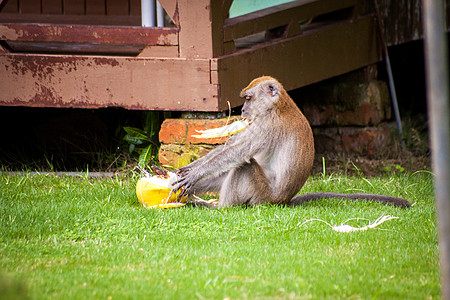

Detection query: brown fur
(174, 76), (410, 208)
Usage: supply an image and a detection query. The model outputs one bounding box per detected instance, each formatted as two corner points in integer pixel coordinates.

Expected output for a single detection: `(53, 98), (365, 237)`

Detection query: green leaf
(138, 145), (153, 167)
(123, 134), (147, 146)
(143, 111), (160, 138)
(123, 127), (151, 141)
(128, 143), (135, 154)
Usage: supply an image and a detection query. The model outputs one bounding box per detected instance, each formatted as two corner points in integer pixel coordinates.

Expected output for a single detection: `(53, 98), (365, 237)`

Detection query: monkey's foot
(205, 199), (219, 206)
(189, 195), (219, 208)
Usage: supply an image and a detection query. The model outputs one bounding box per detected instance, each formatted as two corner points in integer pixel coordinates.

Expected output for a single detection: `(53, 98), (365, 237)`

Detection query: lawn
(0, 171), (439, 299)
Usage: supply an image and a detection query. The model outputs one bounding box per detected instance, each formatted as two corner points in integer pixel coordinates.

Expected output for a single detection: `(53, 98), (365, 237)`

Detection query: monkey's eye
(245, 96), (251, 101)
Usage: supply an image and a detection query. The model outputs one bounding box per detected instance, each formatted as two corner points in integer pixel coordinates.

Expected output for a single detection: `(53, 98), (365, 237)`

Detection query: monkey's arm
(174, 128), (268, 196)
(182, 124), (263, 170)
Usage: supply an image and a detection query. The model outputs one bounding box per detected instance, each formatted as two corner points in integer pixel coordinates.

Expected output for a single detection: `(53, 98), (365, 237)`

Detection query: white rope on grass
(298, 215), (400, 233)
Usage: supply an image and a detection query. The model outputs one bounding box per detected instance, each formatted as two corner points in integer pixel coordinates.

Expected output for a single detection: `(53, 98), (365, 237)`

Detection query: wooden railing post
(159, 0), (232, 59)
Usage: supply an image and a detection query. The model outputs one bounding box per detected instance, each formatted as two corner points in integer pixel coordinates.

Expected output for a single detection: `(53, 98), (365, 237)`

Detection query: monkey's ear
(267, 84), (278, 97)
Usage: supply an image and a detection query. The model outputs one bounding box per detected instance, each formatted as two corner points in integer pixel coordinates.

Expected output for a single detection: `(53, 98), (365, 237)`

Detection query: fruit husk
(136, 175), (186, 209)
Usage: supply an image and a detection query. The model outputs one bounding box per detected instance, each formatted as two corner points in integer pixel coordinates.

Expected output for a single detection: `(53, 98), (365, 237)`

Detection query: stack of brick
(299, 79), (393, 156)
(158, 117), (239, 168)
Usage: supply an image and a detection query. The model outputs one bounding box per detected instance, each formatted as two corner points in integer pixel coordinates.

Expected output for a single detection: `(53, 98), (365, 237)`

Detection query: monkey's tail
(289, 192), (411, 208)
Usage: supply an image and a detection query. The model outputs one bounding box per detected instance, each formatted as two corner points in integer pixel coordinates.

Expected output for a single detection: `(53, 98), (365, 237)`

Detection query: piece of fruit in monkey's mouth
(191, 119), (249, 139)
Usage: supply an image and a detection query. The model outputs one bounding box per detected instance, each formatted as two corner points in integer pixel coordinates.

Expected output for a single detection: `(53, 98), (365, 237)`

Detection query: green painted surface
(229, 0), (295, 17)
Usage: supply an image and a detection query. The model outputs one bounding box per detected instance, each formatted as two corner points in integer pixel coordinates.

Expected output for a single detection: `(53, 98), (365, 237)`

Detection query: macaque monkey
(173, 76), (410, 208)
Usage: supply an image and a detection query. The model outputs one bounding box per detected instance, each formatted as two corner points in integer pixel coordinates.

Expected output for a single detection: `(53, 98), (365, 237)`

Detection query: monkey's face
(240, 78), (280, 122)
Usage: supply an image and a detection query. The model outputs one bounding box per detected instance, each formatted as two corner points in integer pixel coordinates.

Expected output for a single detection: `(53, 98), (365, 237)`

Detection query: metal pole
(374, 0), (406, 151)
(156, 1), (165, 28)
(141, 0), (156, 27)
(384, 53), (405, 151)
(423, 0), (450, 299)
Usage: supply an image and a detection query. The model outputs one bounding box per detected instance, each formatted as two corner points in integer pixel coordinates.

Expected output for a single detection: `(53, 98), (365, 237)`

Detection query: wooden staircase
(0, 0), (379, 112)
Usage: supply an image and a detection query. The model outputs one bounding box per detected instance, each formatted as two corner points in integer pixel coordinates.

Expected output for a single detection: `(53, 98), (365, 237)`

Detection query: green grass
(0, 171), (439, 299)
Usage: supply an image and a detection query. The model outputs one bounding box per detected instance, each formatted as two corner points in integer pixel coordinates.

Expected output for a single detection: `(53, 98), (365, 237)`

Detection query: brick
(313, 124), (392, 156)
(159, 144), (215, 169)
(341, 126), (391, 155)
(312, 127), (343, 153)
(159, 116), (239, 145)
(300, 80), (391, 126)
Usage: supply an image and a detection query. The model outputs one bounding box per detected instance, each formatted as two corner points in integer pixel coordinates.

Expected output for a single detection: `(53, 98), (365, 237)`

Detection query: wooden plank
(223, 0), (357, 42)
(42, 0), (63, 14)
(217, 16), (380, 110)
(0, 53), (219, 111)
(63, 0), (85, 15)
(6, 41), (144, 55)
(177, 0), (214, 58)
(86, 0), (105, 15)
(176, 0), (230, 58)
(376, 0), (423, 46)
(0, 23), (178, 45)
(0, 13), (140, 25)
(158, 0), (178, 26)
(0, 43), (8, 52)
(129, 0), (140, 16)
(106, 0), (128, 15)
(20, 0), (41, 14)
(222, 0), (234, 19)
(2, 0), (19, 13)
(137, 45), (178, 57)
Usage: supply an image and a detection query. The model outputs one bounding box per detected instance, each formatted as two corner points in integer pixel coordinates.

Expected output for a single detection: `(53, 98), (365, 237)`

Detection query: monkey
(173, 76), (411, 208)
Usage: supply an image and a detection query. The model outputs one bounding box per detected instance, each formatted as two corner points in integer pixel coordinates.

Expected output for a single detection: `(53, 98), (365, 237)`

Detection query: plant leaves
(123, 127), (151, 141)
(143, 111), (160, 138)
(123, 134), (148, 146)
(123, 120), (160, 165)
(138, 145), (153, 167)
(128, 143), (135, 154)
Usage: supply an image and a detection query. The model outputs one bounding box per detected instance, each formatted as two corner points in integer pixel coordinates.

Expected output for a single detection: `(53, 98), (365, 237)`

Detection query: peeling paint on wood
(0, 54), (218, 111)
(217, 17), (380, 111)
(1, 0), (434, 112)
(377, 0), (423, 46)
(357, 0), (434, 46)
(0, 23), (178, 45)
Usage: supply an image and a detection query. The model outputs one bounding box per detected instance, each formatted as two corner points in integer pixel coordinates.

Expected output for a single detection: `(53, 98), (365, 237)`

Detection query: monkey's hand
(175, 165), (190, 176)
(172, 167), (200, 197)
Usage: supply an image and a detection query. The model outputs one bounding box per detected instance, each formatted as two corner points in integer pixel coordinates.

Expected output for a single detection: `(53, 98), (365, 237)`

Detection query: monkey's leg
(219, 158), (271, 207)
(182, 173), (228, 208)
(190, 172), (228, 195)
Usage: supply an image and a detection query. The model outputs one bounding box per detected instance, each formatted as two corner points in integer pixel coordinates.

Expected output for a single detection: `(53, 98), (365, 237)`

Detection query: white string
(298, 215), (400, 233)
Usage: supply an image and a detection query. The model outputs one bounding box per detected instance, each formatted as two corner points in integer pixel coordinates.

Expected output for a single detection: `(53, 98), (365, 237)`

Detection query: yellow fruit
(136, 173), (186, 209)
